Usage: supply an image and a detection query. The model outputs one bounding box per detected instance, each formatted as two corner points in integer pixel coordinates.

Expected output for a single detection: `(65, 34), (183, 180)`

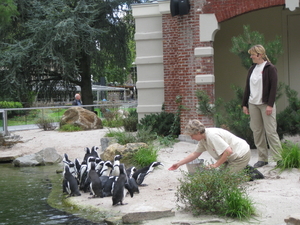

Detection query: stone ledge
(122, 208), (175, 224)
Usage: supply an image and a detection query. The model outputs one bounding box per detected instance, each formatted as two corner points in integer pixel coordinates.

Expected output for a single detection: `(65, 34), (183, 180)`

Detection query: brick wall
(162, 0), (285, 133)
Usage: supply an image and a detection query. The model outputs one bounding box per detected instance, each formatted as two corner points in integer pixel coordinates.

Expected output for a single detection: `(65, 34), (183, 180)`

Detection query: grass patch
(130, 145), (159, 168)
(276, 141), (300, 170)
(176, 166), (255, 220)
(59, 124), (83, 132)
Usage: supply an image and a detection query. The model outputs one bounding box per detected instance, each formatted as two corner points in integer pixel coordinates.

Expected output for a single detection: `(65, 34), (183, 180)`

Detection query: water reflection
(0, 164), (105, 225)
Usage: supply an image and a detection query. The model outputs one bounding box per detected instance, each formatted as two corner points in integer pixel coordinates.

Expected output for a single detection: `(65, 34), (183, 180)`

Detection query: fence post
(3, 110), (9, 136)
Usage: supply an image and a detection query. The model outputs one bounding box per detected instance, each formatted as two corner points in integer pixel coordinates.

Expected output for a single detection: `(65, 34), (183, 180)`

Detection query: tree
(0, 0), (134, 105)
(0, 0), (18, 26)
(230, 25), (283, 69)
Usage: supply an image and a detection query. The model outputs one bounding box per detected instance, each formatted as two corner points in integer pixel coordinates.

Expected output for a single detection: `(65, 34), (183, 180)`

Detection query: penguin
(111, 155), (123, 177)
(90, 146), (99, 158)
(63, 166), (81, 197)
(244, 165), (264, 181)
(132, 162), (164, 186)
(78, 160), (88, 190)
(63, 153), (77, 180)
(99, 161), (113, 176)
(100, 176), (117, 197)
(82, 147), (91, 162)
(126, 166), (139, 194)
(112, 164), (128, 206)
(74, 158), (81, 178)
(95, 160), (104, 176)
(82, 157), (97, 192)
(88, 162), (103, 198)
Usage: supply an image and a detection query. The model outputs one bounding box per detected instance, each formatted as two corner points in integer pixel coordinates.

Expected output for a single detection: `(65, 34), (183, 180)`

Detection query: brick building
(132, 0), (300, 135)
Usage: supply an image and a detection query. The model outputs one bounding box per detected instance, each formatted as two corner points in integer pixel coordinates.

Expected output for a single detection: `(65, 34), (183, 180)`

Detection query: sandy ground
(1, 128), (300, 225)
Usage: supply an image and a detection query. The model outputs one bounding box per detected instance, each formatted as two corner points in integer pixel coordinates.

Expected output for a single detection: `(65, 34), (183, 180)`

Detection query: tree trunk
(79, 51), (94, 112)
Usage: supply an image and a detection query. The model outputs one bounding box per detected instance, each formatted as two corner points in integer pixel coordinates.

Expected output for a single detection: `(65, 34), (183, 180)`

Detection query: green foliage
(276, 141), (300, 170)
(135, 126), (157, 143)
(102, 118), (124, 128)
(277, 85), (300, 139)
(0, 101), (24, 117)
(105, 126), (157, 145)
(176, 167), (255, 220)
(0, 0), (19, 26)
(156, 135), (179, 147)
(35, 117), (56, 131)
(169, 95), (185, 137)
(138, 111), (177, 137)
(59, 124), (82, 132)
(196, 84), (285, 149)
(128, 145), (158, 168)
(0, 0), (135, 105)
(196, 87), (255, 148)
(231, 25), (283, 69)
(123, 108), (138, 132)
(105, 129), (136, 145)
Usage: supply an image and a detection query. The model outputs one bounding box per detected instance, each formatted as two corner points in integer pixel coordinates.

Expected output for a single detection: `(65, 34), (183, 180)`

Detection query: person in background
(242, 44), (282, 168)
(72, 93), (82, 106)
(168, 119), (251, 173)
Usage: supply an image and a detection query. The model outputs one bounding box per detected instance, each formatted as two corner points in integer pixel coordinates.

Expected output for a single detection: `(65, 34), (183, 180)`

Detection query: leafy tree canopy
(0, 0), (135, 105)
(0, 0), (19, 26)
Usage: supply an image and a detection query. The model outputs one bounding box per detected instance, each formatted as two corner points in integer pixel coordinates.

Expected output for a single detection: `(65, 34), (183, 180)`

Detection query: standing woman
(242, 45), (282, 168)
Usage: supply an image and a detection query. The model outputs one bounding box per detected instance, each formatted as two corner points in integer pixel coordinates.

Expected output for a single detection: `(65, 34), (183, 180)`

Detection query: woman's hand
(168, 164), (179, 171)
(243, 106), (249, 115)
(266, 106), (273, 115)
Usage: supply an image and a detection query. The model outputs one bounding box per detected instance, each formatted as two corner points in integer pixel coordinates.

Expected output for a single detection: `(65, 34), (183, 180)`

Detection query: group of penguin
(62, 146), (164, 206)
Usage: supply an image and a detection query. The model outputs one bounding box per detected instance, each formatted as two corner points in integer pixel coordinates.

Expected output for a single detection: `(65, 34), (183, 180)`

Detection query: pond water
(0, 163), (106, 225)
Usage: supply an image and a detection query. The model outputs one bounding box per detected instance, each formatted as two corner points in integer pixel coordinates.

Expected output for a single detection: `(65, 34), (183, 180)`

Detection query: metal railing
(0, 102), (137, 136)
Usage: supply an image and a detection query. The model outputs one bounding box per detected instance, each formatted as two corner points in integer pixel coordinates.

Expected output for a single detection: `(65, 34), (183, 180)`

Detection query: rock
(100, 137), (117, 152)
(60, 106), (103, 130)
(122, 208), (175, 224)
(104, 216), (123, 225)
(285, 214), (300, 225)
(13, 147), (62, 167)
(100, 142), (148, 162)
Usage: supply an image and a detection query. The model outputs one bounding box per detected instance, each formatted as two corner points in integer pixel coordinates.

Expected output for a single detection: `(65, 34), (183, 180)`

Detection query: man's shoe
(253, 161), (268, 168)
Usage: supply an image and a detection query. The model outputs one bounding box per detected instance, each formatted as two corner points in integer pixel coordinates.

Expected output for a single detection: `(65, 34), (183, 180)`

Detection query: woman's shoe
(253, 161), (268, 168)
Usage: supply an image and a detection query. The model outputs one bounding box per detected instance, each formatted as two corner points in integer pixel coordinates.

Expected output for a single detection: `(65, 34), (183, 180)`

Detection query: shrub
(105, 129), (136, 145)
(59, 124), (82, 132)
(277, 85), (300, 139)
(35, 117), (56, 131)
(138, 112), (177, 137)
(276, 141), (300, 170)
(123, 108), (138, 132)
(176, 166), (255, 220)
(0, 101), (24, 118)
(128, 145), (158, 168)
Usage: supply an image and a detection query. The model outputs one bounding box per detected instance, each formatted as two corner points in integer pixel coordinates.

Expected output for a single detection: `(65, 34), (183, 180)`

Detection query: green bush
(59, 124), (82, 132)
(123, 108), (138, 132)
(276, 141), (300, 170)
(0, 101), (24, 118)
(105, 129), (136, 145)
(176, 166), (255, 220)
(138, 112), (178, 137)
(35, 117), (56, 131)
(128, 145), (158, 168)
(277, 85), (300, 139)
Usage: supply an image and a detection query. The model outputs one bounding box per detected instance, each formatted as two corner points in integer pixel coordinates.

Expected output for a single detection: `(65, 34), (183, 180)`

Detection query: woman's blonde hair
(184, 119), (206, 136)
(248, 44), (271, 62)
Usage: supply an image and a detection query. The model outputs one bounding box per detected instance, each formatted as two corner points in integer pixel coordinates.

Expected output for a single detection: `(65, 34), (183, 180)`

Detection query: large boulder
(60, 107), (103, 130)
(100, 142), (148, 162)
(13, 147), (62, 167)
